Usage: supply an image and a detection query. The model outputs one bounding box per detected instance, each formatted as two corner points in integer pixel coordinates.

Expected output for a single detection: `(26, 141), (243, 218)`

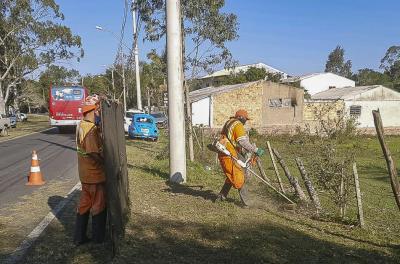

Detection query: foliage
(293, 103), (360, 218)
(353, 68), (392, 86)
(137, 0), (239, 79)
(141, 49), (167, 107)
(380, 45), (400, 91)
(218, 67), (283, 86)
(0, 0), (83, 113)
(325, 45), (352, 78)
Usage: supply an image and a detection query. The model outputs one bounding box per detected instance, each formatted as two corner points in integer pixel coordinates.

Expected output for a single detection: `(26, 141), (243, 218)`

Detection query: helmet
(82, 94), (99, 114)
(235, 109), (250, 120)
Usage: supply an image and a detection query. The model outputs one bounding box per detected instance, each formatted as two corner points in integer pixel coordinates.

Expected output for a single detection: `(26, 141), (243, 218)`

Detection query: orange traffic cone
(26, 150), (45, 186)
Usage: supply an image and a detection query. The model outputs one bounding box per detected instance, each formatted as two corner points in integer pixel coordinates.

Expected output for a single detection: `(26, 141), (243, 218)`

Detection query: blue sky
(57, 0), (400, 76)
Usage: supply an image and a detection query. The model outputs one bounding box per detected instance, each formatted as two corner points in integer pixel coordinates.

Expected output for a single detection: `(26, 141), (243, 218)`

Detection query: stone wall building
(189, 80), (304, 132)
(305, 85), (400, 134)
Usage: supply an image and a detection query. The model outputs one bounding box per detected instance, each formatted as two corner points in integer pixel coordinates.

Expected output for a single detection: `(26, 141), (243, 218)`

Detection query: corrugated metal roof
(311, 85), (381, 100)
(282, 73), (323, 83)
(199, 63), (287, 79)
(189, 81), (261, 102)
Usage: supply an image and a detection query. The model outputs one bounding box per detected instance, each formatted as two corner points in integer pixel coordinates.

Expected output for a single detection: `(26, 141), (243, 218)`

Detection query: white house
(311, 85), (400, 128)
(283, 72), (355, 95)
(197, 62), (288, 88)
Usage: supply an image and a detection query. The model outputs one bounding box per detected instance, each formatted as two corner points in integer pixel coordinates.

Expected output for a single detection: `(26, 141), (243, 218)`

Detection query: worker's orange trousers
(77, 183), (106, 216)
(219, 155), (245, 189)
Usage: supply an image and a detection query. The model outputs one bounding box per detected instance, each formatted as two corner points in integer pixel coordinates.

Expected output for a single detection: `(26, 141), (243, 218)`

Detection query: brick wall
(212, 81), (264, 128)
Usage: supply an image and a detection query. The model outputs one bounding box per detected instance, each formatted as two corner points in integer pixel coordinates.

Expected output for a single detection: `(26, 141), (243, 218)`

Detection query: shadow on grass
(130, 164), (242, 204)
(116, 213), (399, 264)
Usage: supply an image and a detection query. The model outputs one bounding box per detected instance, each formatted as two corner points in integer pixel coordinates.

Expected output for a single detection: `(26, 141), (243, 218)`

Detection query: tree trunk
(272, 148), (307, 201)
(185, 84), (194, 161)
(295, 158), (322, 212)
(0, 81), (5, 115)
(372, 110), (400, 210)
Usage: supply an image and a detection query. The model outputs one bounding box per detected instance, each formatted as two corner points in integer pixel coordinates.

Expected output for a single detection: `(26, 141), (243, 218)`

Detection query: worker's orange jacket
(76, 120), (106, 215)
(218, 118), (247, 189)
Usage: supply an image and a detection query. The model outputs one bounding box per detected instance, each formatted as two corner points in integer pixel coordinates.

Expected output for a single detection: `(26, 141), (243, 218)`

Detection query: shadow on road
(38, 139), (76, 151)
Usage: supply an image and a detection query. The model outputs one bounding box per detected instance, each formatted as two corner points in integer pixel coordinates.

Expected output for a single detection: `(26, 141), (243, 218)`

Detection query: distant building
(189, 80), (303, 133)
(197, 63), (288, 89)
(282, 72), (355, 95)
(306, 85), (400, 129)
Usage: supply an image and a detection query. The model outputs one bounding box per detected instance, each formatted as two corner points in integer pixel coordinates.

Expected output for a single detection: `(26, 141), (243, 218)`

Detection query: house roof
(282, 72), (353, 83)
(311, 85), (382, 100)
(199, 63), (287, 79)
(189, 81), (261, 102)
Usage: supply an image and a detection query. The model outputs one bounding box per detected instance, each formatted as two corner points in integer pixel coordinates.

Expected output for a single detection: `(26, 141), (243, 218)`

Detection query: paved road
(0, 128), (78, 209)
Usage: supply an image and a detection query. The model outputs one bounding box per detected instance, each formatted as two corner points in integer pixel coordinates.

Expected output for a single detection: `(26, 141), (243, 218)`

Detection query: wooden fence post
(353, 162), (365, 228)
(256, 158), (270, 183)
(272, 148), (307, 201)
(295, 158), (322, 212)
(267, 141), (285, 193)
(372, 110), (400, 211)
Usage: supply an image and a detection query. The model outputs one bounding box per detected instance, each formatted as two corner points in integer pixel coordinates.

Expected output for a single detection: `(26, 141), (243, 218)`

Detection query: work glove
(255, 148), (265, 157)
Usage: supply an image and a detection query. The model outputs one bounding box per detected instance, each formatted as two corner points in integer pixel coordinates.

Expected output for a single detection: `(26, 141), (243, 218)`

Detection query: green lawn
(18, 131), (400, 263)
(0, 114), (50, 142)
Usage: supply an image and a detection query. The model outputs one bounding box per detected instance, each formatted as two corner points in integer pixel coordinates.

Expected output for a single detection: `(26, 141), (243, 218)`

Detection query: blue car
(128, 113), (159, 141)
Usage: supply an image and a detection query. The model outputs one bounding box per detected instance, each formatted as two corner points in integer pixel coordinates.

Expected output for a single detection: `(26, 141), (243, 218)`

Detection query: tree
(325, 45), (352, 78)
(38, 65), (80, 106)
(381, 46), (400, 90)
(353, 68), (392, 86)
(138, 0), (239, 79)
(138, 0), (238, 162)
(0, 0), (83, 114)
(217, 67), (283, 86)
(141, 49), (167, 108)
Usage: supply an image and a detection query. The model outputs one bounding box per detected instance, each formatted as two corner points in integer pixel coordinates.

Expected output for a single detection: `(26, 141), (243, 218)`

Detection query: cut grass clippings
(16, 131), (400, 263)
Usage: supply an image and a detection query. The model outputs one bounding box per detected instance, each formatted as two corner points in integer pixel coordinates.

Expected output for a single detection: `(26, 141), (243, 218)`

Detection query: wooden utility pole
(267, 141), (285, 193)
(273, 148), (307, 201)
(373, 110), (400, 210)
(353, 162), (365, 228)
(295, 158), (321, 212)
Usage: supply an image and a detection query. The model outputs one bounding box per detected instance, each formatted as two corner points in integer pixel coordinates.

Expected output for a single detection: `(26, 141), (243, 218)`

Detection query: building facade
(190, 80), (303, 131)
(309, 85), (400, 128)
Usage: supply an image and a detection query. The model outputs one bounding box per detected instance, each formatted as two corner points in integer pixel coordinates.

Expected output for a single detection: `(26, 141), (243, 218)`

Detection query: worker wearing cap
(74, 95), (107, 245)
(216, 109), (264, 206)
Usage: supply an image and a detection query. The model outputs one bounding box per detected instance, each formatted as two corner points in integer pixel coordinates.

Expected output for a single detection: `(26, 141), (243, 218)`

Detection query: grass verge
(0, 114), (50, 142)
(16, 131), (400, 263)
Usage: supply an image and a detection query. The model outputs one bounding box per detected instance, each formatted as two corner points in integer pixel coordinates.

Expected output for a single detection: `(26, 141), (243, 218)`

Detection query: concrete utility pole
(166, 0), (186, 183)
(132, 0), (142, 110)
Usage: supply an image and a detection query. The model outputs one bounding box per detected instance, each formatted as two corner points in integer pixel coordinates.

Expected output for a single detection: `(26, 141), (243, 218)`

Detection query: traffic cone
(26, 150), (45, 186)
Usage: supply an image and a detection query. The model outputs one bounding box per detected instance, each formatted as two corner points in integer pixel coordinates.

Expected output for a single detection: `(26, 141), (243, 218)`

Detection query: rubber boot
(73, 212), (90, 246)
(239, 173), (251, 207)
(215, 181), (232, 203)
(92, 209), (107, 243)
(238, 185), (250, 207)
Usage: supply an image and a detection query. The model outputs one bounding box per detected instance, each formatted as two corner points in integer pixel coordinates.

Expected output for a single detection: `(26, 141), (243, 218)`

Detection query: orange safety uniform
(218, 118), (247, 189)
(76, 120), (106, 215)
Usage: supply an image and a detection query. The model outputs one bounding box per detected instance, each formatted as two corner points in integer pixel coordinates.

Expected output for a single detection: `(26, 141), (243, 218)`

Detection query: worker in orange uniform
(74, 95), (107, 245)
(215, 109), (264, 206)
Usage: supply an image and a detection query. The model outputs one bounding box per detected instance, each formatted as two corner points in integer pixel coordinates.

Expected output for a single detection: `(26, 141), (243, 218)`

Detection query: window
(350, 105), (361, 117)
(269, 98), (292, 108)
